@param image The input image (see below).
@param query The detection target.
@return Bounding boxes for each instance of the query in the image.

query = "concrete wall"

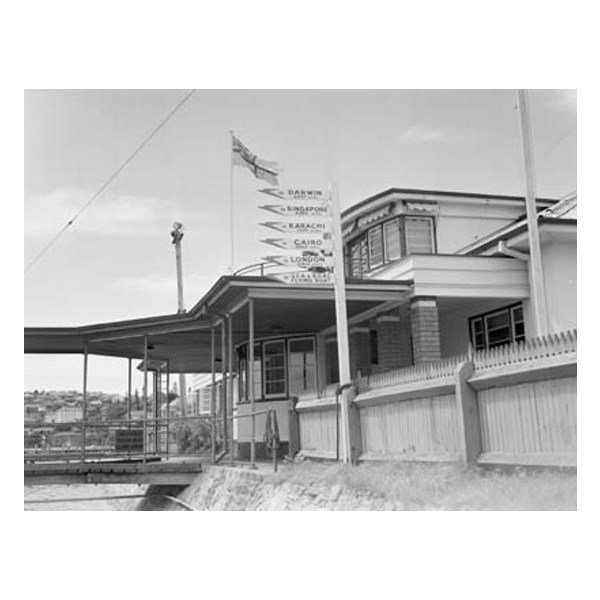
[518,240,576,338]
[542,241,577,333]
[435,200,526,254]
[438,298,518,358]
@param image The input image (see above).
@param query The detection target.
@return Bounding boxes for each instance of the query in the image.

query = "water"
[24,484,148,511]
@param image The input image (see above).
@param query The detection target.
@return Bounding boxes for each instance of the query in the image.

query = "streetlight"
[170,222,187,417]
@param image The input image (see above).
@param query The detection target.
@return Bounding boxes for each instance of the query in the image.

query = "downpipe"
[335,382,354,463]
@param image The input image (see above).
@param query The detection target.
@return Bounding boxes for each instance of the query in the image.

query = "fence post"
[347,387,363,464]
[455,361,482,464]
[287,397,300,459]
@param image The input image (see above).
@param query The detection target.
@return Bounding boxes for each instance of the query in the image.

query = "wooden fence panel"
[360,394,461,460]
[478,376,576,462]
[299,408,338,455]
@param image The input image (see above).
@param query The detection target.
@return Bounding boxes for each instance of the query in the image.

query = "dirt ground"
[173,460,576,511]
[24,461,576,511]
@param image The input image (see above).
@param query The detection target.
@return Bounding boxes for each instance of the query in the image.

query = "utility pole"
[171,222,187,417]
[515,90,549,337]
[330,183,352,463]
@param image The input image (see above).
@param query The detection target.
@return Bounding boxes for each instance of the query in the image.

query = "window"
[237,343,263,400]
[288,338,317,396]
[368,226,384,267]
[237,336,317,400]
[263,341,286,397]
[469,303,526,351]
[326,341,339,384]
[384,219,401,260]
[349,236,368,278]
[511,305,525,343]
[370,330,379,365]
[345,215,436,277]
[405,217,434,254]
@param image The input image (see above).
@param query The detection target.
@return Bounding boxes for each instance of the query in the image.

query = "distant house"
[46,405,83,424]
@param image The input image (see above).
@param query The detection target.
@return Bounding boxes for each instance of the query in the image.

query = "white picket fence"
[357,353,468,392]
[472,329,577,371]
[355,329,577,393]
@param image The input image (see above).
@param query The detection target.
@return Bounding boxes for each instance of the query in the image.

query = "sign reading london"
[264,252,334,270]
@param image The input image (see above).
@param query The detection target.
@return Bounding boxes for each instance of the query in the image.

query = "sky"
[24,89,577,393]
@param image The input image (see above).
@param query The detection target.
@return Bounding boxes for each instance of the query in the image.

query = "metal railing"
[233,261,280,277]
[24,407,282,471]
[24,414,214,464]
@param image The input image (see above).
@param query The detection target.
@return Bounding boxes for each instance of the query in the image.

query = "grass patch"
[267,461,576,510]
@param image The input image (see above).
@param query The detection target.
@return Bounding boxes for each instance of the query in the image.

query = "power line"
[25,89,197,274]
[534,124,576,165]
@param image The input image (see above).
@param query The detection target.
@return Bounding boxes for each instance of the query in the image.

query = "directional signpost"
[259,202,332,218]
[264,253,334,270]
[255,185,352,462]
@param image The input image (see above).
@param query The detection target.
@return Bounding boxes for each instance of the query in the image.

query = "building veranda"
[25,187,577,468]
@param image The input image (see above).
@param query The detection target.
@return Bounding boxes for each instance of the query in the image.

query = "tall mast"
[515,90,549,336]
[171,222,187,417]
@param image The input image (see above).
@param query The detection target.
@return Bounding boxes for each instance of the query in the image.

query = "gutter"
[497,240,529,262]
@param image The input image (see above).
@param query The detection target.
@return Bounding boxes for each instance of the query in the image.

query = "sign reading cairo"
[260,221,332,234]
[261,235,333,251]
[269,270,334,285]
[258,203,332,218]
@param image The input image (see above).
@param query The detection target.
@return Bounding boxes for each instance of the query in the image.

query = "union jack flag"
[231,135,280,185]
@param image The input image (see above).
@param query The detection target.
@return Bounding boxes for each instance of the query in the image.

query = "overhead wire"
[25,89,197,275]
[534,124,577,165]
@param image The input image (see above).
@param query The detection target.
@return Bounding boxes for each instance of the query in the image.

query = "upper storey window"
[346,215,435,277]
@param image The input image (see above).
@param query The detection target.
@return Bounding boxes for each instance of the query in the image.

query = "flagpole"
[515,90,549,336]
[229,129,235,274]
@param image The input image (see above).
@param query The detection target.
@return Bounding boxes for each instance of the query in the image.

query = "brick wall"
[370,309,412,373]
[410,297,442,363]
[349,328,371,377]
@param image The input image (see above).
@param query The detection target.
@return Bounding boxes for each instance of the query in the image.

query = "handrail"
[233,260,279,277]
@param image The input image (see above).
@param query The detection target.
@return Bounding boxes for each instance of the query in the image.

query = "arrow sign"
[261,235,333,251]
[268,271,334,285]
[264,253,335,269]
[260,221,332,234]
[258,203,332,218]
[259,188,330,202]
